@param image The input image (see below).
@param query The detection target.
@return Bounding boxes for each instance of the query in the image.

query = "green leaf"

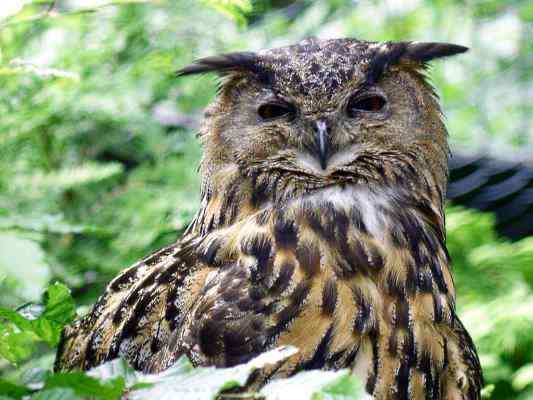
[203,0,252,27]
[40,282,77,327]
[0,282,76,346]
[44,373,125,400]
[0,378,32,399]
[0,282,76,364]
[0,364,124,399]
[30,388,80,400]
[261,369,365,400]
[315,372,366,400]
[0,323,37,364]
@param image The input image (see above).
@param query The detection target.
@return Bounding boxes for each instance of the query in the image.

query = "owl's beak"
[313,119,330,170]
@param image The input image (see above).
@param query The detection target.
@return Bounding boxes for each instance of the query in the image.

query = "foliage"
[0,282,76,363]
[447,208,533,399]
[0,0,532,399]
[0,345,364,399]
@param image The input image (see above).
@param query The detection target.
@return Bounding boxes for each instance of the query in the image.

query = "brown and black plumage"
[56,38,483,399]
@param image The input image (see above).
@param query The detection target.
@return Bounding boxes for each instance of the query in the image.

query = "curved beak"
[313,119,330,170]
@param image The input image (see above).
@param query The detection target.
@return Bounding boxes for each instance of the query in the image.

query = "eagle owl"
[56,38,483,399]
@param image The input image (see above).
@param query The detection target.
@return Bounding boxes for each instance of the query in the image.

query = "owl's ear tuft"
[365,41,468,85]
[404,42,469,63]
[177,51,265,78]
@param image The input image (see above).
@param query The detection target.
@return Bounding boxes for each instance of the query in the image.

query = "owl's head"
[179,38,467,203]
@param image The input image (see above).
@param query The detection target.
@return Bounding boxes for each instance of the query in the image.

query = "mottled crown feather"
[176,38,468,87]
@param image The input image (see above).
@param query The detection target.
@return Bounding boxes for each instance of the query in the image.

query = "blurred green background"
[1,1,532,399]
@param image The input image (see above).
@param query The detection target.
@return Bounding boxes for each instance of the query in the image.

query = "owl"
[56,38,482,400]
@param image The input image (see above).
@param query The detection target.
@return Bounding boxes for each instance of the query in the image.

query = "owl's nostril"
[313,119,330,170]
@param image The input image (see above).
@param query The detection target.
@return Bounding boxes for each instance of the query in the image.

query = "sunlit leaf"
[0,214,100,235]
[0,1,33,21]
[260,369,365,400]
[2,60,79,80]
[513,364,533,391]
[203,0,252,27]
[12,163,123,192]
[481,384,495,399]
[101,346,297,400]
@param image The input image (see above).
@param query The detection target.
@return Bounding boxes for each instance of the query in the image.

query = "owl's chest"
[190,184,453,389]
[223,185,400,287]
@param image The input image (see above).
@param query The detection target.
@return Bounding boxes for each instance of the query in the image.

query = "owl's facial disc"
[179,38,466,193]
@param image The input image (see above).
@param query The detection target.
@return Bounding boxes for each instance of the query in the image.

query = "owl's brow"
[364,42,410,86]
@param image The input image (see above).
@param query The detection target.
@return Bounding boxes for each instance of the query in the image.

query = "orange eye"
[347,94,386,117]
[258,103,295,120]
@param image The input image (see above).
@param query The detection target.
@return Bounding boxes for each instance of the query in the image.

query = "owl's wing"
[144,258,281,374]
[55,225,283,374]
[441,314,483,400]
[55,206,335,378]
[54,238,201,372]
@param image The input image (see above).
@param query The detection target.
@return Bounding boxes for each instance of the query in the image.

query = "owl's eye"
[346,94,387,117]
[258,102,295,120]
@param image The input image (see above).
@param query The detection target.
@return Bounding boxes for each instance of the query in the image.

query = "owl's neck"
[184,160,446,242]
